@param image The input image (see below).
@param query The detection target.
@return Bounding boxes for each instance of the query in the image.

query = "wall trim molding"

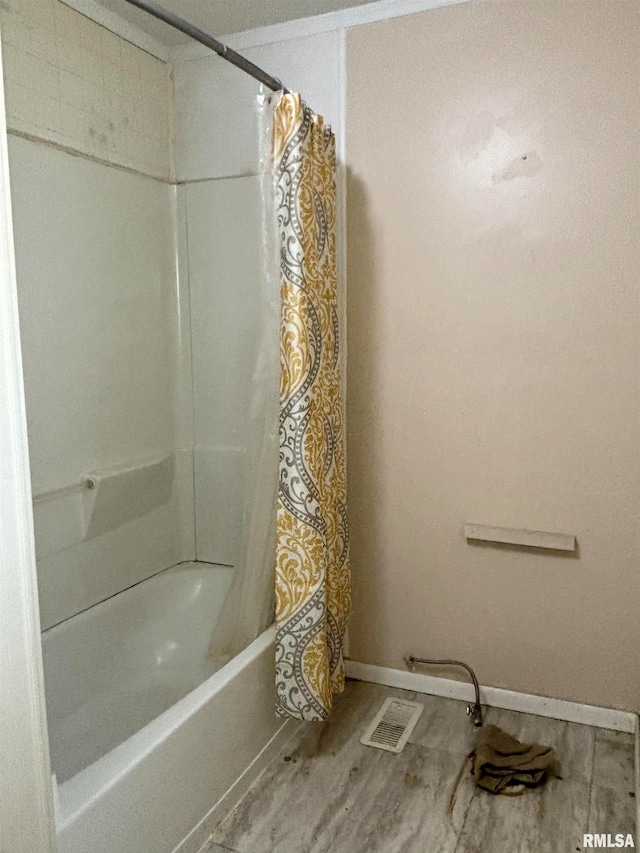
[169,0,473,63]
[61,0,169,61]
[346,661,640,734]
[0,40,57,852]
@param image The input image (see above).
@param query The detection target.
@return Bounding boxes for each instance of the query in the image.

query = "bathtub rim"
[56,623,276,830]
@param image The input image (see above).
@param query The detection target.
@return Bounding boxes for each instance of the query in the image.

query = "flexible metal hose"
[404,655,483,727]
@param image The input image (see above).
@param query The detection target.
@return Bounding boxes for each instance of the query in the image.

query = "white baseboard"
[174,718,302,853]
[345,660,639,734]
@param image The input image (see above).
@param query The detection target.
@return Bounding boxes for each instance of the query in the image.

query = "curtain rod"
[122,0,288,93]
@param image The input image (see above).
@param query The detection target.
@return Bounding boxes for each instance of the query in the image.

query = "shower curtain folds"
[271,93,351,722]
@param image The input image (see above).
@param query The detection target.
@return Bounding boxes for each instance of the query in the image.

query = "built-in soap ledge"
[463,523,576,552]
[30,452,185,556]
[82,454,175,540]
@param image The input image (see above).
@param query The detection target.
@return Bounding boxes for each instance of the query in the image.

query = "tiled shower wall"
[0,0,170,179]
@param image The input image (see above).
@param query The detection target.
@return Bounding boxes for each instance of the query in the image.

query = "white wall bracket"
[463,523,576,552]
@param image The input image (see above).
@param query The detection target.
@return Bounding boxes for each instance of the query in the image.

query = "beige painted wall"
[346,0,640,711]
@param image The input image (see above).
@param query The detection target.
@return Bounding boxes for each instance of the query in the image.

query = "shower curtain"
[271,93,351,721]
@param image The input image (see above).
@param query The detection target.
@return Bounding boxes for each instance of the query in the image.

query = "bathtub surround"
[171,30,348,689]
[1,0,197,632]
[273,93,351,721]
[201,100,281,662]
[186,176,265,567]
[2,0,278,629]
[173,30,344,580]
[8,135,194,629]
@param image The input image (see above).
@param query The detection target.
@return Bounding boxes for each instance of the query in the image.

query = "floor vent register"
[360,697,424,754]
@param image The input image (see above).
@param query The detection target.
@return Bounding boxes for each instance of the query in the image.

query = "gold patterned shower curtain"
[271,93,350,721]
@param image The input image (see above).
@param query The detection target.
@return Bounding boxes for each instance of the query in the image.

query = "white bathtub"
[41,562,283,853]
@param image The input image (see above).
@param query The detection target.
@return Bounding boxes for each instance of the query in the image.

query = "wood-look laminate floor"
[202,681,636,853]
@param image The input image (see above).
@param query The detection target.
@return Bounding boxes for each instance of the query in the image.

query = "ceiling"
[94,0,380,46]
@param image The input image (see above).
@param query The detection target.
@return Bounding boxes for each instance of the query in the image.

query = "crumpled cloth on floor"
[471,724,557,794]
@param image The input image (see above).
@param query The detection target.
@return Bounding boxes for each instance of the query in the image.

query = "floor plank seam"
[451,770,478,853]
[584,729,598,833]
